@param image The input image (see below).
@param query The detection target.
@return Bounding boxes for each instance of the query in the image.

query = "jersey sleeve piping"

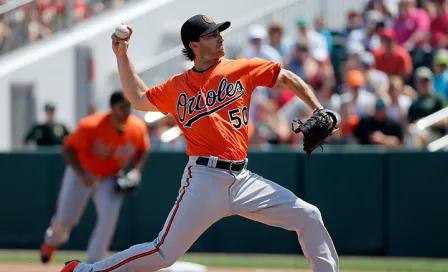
[268,63,282,88]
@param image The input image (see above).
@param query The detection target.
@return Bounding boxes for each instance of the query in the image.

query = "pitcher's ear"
[189,42,199,51]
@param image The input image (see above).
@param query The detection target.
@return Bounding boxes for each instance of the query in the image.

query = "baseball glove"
[114,173,141,195]
[291,109,339,159]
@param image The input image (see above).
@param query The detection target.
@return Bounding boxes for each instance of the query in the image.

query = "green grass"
[1,250,448,271]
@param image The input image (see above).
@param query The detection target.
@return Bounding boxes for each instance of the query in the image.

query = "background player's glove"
[291,109,339,159]
[114,169,142,195]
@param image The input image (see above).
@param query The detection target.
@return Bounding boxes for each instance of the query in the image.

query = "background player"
[60,14,338,272]
[23,102,70,148]
[41,90,150,264]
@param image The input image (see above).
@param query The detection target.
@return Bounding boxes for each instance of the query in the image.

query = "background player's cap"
[110,90,130,106]
[44,102,56,111]
[181,14,231,50]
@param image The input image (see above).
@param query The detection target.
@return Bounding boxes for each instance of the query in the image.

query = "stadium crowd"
[16,0,448,151]
[0,0,130,54]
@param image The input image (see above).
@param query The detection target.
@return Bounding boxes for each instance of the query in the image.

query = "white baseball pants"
[74,156,338,272]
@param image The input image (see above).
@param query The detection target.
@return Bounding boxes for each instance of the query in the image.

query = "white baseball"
[115,24,130,39]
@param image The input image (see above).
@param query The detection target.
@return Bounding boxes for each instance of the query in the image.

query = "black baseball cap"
[181,14,231,50]
[110,90,130,106]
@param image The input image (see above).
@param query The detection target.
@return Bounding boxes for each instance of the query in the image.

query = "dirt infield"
[0,263,399,272]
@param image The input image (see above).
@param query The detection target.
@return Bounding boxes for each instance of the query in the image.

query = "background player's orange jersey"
[64,112,150,178]
[146,57,281,160]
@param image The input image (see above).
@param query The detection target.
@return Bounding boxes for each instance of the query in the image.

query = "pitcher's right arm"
[112,26,159,112]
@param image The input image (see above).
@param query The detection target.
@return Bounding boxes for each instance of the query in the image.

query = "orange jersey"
[64,112,150,178]
[146,57,281,160]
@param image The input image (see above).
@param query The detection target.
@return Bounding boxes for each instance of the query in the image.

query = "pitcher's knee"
[150,241,181,269]
[158,249,181,268]
[302,204,323,226]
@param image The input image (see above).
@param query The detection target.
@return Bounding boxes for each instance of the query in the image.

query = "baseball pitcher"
[61,15,339,272]
[41,91,150,264]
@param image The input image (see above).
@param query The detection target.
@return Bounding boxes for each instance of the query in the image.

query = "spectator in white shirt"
[242,24,282,63]
[296,17,329,64]
[340,69,377,117]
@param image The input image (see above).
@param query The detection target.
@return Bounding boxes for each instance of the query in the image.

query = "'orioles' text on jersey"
[64,113,150,178]
[146,57,281,160]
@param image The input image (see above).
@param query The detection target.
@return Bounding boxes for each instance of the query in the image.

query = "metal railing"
[427,135,448,152]
[410,107,448,152]
[415,107,448,131]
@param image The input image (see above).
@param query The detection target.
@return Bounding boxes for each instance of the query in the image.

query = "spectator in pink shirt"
[429,0,448,49]
[393,0,430,51]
